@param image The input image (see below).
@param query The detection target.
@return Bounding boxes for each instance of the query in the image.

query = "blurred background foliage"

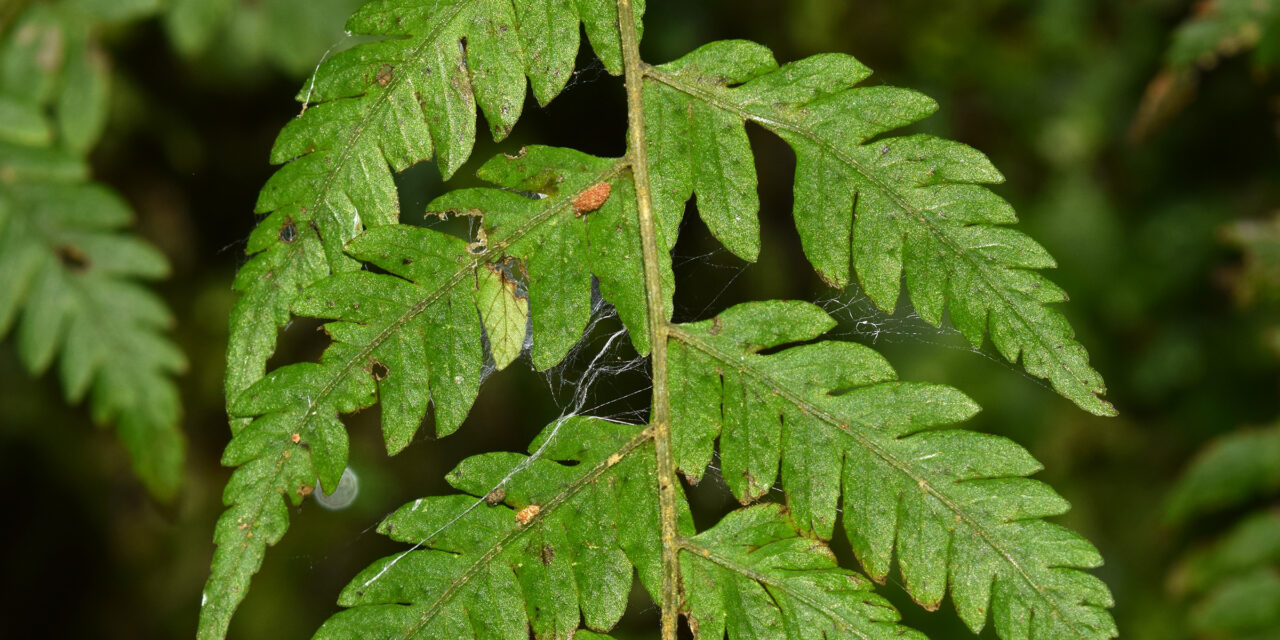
[0,0,1278,638]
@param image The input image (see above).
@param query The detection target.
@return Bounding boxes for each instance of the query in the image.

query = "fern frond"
[1165,0,1279,70]
[315,417,668,638]
[227,0,646,417]
[681,504,926,640]
[668,300,1115,639]
[0,2,184,499]
[317,418,923,640]
[1175,509,1280,597]
[1167,425,1280,638]
[1166,423,1280,523]
[428,146,674,358]
[205,146,663,638]
[164,0,364,75]
[645,40,1114,416]
[1189,567,1280,640]
[1172,509,1280,639]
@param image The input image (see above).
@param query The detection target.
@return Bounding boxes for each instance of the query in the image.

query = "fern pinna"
[0,1,185,500]
[203,0,1117,638]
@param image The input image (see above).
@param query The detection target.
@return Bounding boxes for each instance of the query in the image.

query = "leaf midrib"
[645,66,1105,410]
[681,538,885,640]
[670,325,1091,638]
[400,426,654,638]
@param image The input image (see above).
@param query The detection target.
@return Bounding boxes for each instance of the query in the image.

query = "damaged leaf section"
[427,145,673,362]
[476,262,529,371]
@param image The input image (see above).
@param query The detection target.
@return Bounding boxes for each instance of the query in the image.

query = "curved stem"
[615,2,681,639]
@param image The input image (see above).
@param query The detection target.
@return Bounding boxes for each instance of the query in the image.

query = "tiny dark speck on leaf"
[879,145,890,155]
[370,361,389,381]
[540,544,555,565]
[485,487,506,505]
[279,217,297,243]
[402,257,413,265]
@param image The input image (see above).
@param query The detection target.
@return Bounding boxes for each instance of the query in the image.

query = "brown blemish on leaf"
[708,316,723,336]
[290,433,301,444]
[376,64,395,88]
[540,544,555,565]
[370,361,389,381]
[485,487,506,505]
[54,244,89,271]
[514,504,541,525]
[572,182,611,215]
[297,484,314,497]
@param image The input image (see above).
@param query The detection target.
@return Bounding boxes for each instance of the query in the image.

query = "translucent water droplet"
[315,467,359,510]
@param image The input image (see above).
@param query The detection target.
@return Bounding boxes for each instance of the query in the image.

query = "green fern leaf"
[317,418,923,640]
[315,417,669,638]
[1166,0,1279,70]
[0,3,184,499]
[1189,568,1280,639]
[206,145,664,639]
[1175,509,1280,596]
[645,40,1114,416]
[1166,423,1280,522]
[427,145,675,358]
[227,0,646,422]
[1167,426,1280,639]
[0,173,185,498]
[668,300,1115,639]
[164,0,363,75]
[682,503,926,640]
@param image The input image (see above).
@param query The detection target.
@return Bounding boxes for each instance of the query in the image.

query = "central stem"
[615,2,681,639]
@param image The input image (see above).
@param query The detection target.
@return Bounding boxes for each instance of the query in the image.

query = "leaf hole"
[278,217,297,243]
